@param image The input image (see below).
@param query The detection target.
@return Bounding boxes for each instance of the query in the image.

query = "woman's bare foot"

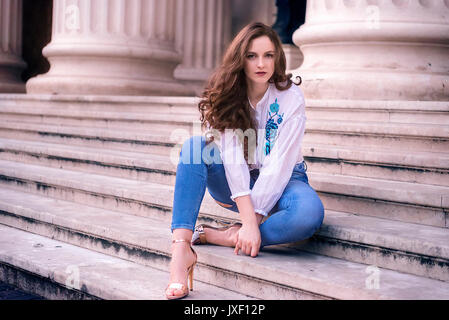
[166,240,197,298]
[203,224,241,247]
[166,228,197,299]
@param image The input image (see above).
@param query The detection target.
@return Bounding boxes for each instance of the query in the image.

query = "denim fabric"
[171,135,325,248]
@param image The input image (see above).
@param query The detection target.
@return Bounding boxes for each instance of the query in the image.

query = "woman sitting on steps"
[165,22,325,300]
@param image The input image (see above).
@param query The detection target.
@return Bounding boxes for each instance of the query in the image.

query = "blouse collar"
[248,82,272,110]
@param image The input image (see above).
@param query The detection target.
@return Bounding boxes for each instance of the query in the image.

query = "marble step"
[0,158,238,223]
[0,137,179,186]
[0,189,448,299]
[2,104,446,134]
[0,106,200,132]
[0,163,448,280]
[304,143,449,187]
[0,120,177,156]
[0,137,447,189]
[0,113,448,155]
[1,94,447,125]
[296,210,449,281]
[0,94,200,114]
[1,103,446,134]
[0,224,253,300]
[305,120,449,153]
[0,151,447,228]
[1,116,448,160]
[305,99,449,125]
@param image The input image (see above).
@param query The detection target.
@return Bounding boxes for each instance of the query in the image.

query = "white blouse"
[210,81,307,216]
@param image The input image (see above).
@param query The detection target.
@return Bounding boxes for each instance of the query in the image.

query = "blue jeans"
[171,136,325,248]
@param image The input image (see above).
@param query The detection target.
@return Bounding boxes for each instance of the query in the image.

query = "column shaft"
[292,0,449,101]
[26,0,193,96]
[173,0,231,95]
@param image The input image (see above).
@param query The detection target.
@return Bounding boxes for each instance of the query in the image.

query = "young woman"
[165,22,325,299]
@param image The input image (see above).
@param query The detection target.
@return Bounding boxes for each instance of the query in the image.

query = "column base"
[26,75,195,96]
[174,67,210,97]
[25,41,196,96]
[290,69,449,101]
[283,44,303,73]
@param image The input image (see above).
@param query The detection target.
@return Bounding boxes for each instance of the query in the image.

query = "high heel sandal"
[191,222,242,245]
[165,239,197,300]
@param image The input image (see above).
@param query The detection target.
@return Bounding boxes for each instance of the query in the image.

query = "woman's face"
[244,35,276,86]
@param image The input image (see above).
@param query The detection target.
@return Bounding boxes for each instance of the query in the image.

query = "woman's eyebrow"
[247,50,275,54]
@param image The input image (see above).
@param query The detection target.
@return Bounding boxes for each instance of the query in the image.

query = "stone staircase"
[0,93,448,300]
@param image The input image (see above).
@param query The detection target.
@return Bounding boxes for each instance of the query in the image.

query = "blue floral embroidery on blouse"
[265,98,284,155]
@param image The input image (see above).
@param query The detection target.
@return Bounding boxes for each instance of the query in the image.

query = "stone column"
[231,0,276,36]
[291,0,449,101]
[0,0,26,93]
[173,0,232,96]
[26,0,194,96]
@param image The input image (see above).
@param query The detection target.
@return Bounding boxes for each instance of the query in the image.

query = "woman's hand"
[234,223,261,257]
[233,195,263,257]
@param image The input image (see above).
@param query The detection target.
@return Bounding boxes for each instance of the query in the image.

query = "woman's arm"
[235,195,258,225]
[234,195,263,257]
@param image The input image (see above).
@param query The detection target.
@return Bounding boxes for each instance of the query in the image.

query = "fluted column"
[0,0,26,93]
[291,0,449,101]
[173,0,231,95]
[26,0,194,96]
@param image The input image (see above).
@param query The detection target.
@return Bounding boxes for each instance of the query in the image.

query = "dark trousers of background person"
[272,0,307,44]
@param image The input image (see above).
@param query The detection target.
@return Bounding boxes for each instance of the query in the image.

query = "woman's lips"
[256,72,267,76]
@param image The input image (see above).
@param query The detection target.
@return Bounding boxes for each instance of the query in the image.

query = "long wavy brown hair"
[198,22,301,163]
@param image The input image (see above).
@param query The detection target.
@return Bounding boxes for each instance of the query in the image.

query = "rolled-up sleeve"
[250,113,307,216]
[217,129,251,201]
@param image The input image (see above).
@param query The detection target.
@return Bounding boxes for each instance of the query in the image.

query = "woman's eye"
[246,53,274,59]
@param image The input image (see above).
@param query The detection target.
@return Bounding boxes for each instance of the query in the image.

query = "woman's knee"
[179,135,205,165]
[289,198,325,238]
[179,135,221,166]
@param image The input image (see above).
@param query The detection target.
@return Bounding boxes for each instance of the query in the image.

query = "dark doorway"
[21,0,53,82]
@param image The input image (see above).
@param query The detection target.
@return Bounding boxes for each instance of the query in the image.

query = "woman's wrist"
[234,195,258,226]
[241,216,259,229]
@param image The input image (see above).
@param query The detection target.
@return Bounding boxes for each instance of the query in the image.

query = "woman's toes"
[166,287,183,297]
